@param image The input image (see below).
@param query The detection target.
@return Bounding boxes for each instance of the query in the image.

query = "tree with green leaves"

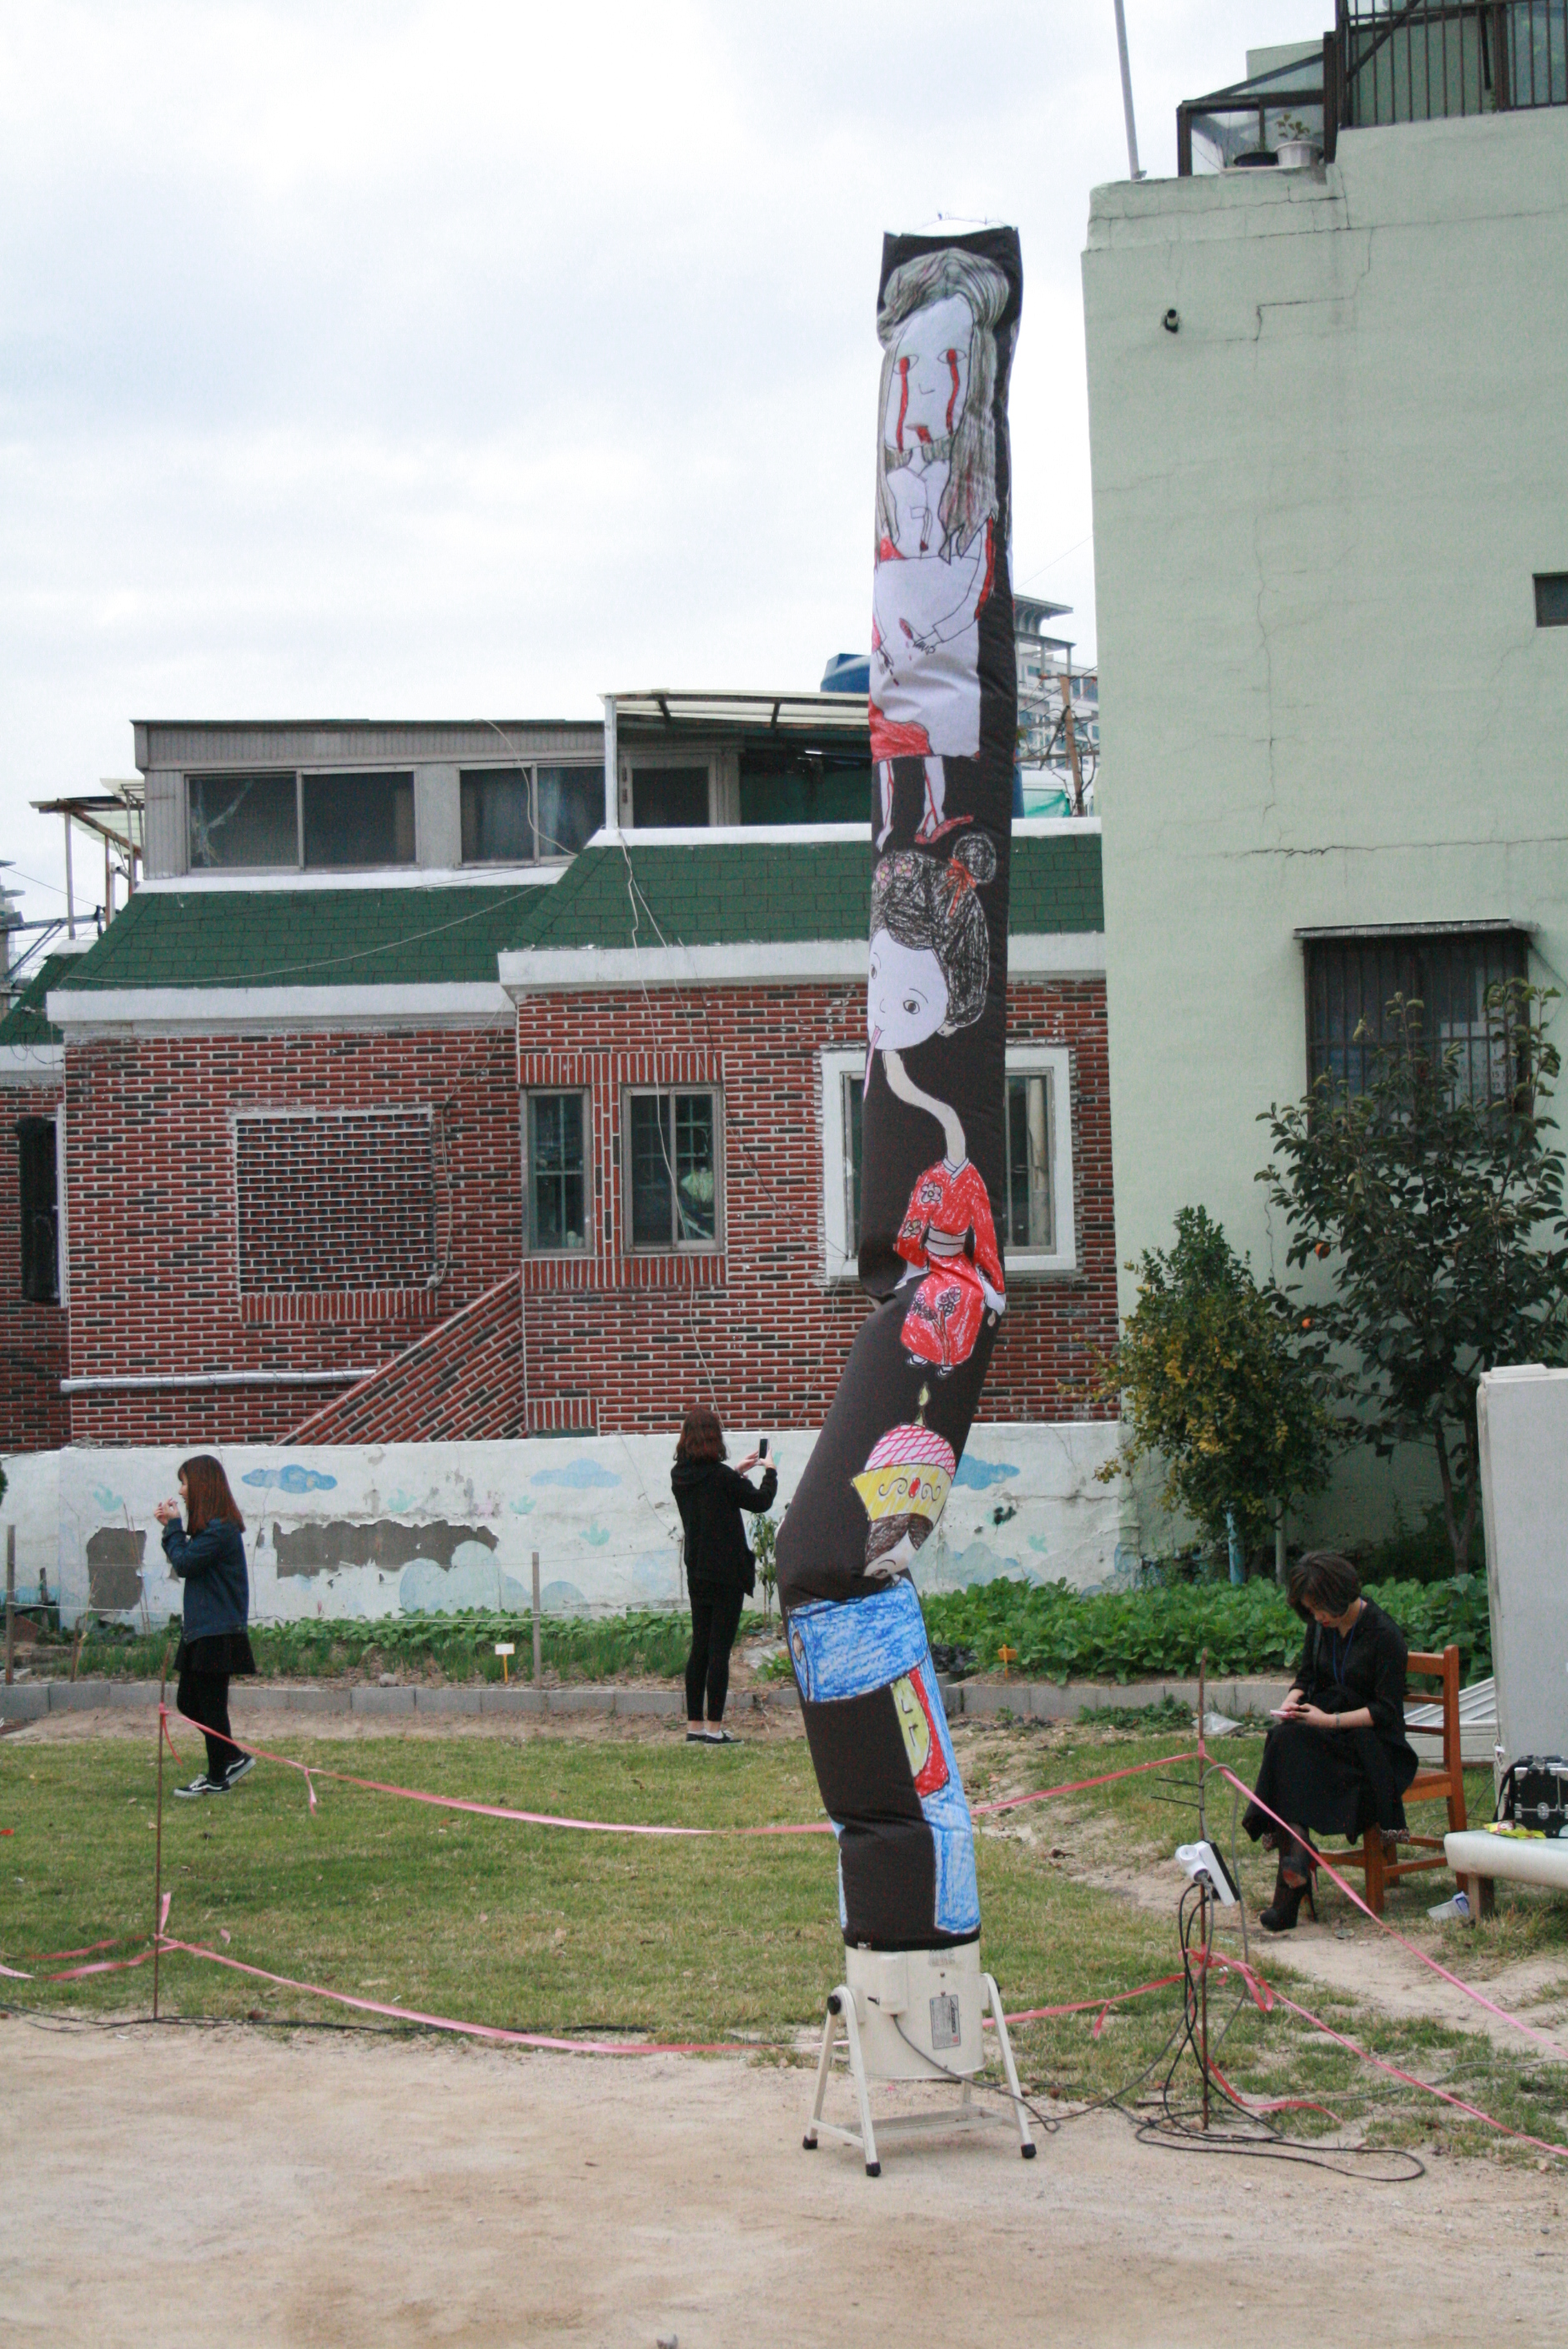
[1094,1205,1336,1567]
[1259,982,1568,1574]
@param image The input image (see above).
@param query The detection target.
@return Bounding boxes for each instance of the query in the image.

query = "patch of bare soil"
[5,1699,808,1751]
[4,2016,1564,2349]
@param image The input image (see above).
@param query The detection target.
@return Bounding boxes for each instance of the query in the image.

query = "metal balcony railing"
[1176,4,1567,175]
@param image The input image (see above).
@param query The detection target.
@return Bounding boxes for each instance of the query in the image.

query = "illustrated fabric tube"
[776,226,1022,1949]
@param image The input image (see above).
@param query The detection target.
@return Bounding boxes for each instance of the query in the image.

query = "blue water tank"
[820,653,870,695]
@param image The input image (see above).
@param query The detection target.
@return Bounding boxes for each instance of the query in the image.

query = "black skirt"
[173,1629,258,1677]
[1244,1718,1417,1846]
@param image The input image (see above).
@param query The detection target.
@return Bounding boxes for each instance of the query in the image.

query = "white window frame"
[621,1084,725,1253]
[521,1087,594,1255]
[460,762,601,867]
[818,1041,1076,1284]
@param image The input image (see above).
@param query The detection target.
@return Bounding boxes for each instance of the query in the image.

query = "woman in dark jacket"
[671,1406,778,1744]
[156,1454,258,1798]
[1243,1552,1418,1932]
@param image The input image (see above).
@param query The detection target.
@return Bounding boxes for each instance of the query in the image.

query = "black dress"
[1244,1599,1418,1849]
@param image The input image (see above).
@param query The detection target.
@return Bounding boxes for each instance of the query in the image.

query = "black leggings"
[178,1662,240,1782]
[686,1586,745,1723]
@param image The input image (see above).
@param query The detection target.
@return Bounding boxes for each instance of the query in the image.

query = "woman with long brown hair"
[671,1407,776,1744]
[155,1454,257,1798]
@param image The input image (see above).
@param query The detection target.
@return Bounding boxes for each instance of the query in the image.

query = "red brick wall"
[0,1079,70,1452]
[62,1025,520,1446]
[55,978,1116,1446]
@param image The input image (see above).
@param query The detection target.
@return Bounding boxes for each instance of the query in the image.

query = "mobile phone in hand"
[758,1436,770,1460]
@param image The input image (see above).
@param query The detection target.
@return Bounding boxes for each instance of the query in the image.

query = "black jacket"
[671,1457,778,1596]
[1293,1597,1417,1773]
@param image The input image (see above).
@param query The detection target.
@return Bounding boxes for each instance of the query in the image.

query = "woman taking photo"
[671,1407,777,1744]
[1243,1551,1417,1931]
[155,1454,257,1798]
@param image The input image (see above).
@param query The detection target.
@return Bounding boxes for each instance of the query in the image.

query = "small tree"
[1259,983,1568,1574]
[752,1512,779,1625]
[1094,1205,1336,1565]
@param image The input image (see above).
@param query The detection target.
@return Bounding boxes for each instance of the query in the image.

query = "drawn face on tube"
[867,928,948,1064]
[883,293,974,459]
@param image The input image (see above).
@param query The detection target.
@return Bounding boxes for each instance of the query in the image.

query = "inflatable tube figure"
[776,228,1021,1950]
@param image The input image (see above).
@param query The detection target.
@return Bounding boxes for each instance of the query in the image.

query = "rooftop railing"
[1177,3,1567,175]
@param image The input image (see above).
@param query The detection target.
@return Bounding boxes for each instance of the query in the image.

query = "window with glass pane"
[302,772,416,868]
[1304,930,1528,1104]
[627,1090,719,1248]
[527,1092,587,1250]
[535,767,601,858]
[843,1074,864,1252]
[18,1118,59,1304]
[461,768,533,863]
[187,773,299,868]
[631,765,709,827]
[1003,1073,1054,1252]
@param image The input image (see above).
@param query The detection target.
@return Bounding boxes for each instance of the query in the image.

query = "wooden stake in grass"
[495,1642,515,1685]
[153,1632,176,2023]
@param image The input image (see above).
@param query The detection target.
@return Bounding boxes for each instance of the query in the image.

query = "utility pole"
[1113,0,1144,182]
[1057,672,1087,817]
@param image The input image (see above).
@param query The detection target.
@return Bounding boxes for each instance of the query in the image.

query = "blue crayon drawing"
[242,1465,339,1495]
[952,1455,1019,1491]
[531,1459,620,1491]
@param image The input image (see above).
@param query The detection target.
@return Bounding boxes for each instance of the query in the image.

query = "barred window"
[1302,928,1529,1103]
[235,1110,436,1292]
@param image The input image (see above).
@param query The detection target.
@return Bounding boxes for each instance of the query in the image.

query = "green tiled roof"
[0,949,82,1045]
[44,832,1103,997]
[524,831,1103,951]
[50,884,555,993]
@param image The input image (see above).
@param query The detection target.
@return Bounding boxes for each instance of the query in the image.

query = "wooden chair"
[1334,1646,1475,1917]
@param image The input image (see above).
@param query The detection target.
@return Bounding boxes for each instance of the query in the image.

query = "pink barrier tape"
[997,1974,1185,2027]
[28,1935,131,1964]
[1205,1950,1568,2162]
[1214,1761,1568,2064]
[1,1962,33,1979]
[45,1948,156,1983]
[974,1749,1202,1815]
[155,1929,750,2058]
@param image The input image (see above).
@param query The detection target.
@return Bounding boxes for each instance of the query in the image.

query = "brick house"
[8,705,1116,1466]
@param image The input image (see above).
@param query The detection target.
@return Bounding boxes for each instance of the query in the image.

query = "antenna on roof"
[1112,0,1146,180]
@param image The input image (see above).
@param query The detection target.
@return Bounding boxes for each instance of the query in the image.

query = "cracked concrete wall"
[1083,109,1568,1548]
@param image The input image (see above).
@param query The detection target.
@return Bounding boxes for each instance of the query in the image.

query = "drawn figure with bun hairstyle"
[872,246,1010,848]
[866,832,1005,1375]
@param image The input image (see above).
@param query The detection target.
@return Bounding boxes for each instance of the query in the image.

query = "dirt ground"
[6,1705,1565,2346]
[3,2014,1562,2349]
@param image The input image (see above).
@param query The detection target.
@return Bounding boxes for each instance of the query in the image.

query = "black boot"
[1259,1859,1317,1934]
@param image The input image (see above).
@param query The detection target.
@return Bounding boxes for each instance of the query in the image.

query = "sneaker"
[703,1728,737,1744]
[224,1754,256,1788]
[173,1774,226,1799]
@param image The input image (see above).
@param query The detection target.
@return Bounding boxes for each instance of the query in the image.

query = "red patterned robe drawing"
[896,1154,1005,1374]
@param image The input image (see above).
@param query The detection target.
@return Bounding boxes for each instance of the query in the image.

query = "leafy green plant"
[918,1575,1490,1686]
[1093,1205,1337,1558]
[1260,983,1568,1572]
[751,1513,779,1626]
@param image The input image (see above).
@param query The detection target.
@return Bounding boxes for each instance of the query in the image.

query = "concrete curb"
[0,1674,1293,1725]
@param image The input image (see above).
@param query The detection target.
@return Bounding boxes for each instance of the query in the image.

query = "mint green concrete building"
[1083,33,1568,1553]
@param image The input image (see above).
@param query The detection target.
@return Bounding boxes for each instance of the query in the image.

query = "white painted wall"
[1,1451,61,1602]
[51,1424,1123,1628]
[1083,109,1568,1546]
[1477,1366,1568,1764]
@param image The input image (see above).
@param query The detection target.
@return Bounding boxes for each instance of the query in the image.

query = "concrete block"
[48,1679,110,1712]
[480,1685,546,1715]
[546,1687,614,1716]
[1231,1679,1291,1718]
[286,1686,350,1714]
[415,1685,484,1715]
[108,1681,160,1708]
[1023,1682,1073,1721]
[349,1685,416,1715]
[961,1683,1029,1718]
[0,1683,48,1721]
[613,1688,681,1717]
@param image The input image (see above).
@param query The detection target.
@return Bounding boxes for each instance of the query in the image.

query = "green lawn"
[3,1723,1564,2162]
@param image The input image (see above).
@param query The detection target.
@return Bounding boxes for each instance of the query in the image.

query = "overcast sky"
[0,1,1324,926]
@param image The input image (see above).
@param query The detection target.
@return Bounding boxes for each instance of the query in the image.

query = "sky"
[0,0,1326,928]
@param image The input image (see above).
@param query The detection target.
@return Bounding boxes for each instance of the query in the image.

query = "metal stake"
[153,1636,174,2022]
[4,1525,14,1686]
[531,1552,542,1686]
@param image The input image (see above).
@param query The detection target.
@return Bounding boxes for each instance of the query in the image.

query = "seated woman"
[1243,1551,1417,1933]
